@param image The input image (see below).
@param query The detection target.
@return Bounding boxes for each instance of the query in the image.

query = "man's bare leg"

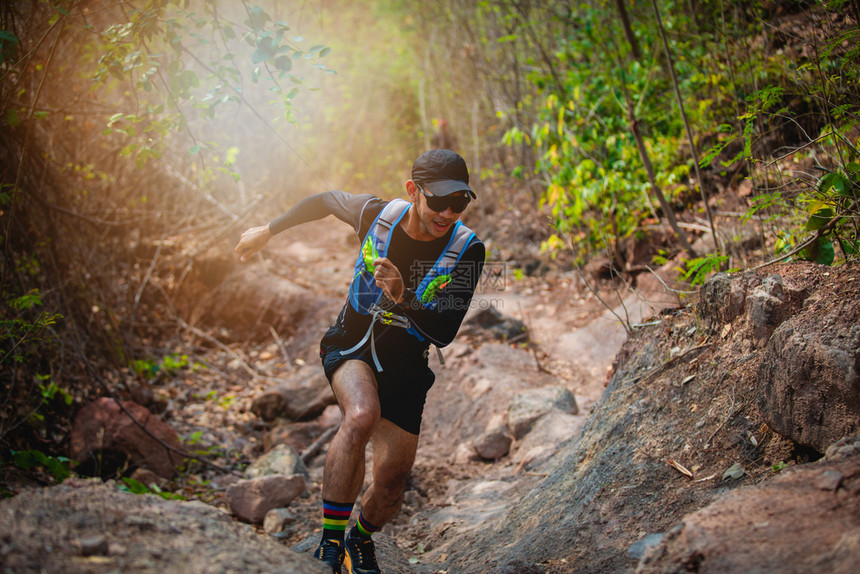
[360,417,419,528]
[323,360,381,504]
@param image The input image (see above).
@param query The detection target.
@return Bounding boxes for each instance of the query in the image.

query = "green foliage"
[1,290,62,365]
[38,376,73,406]
[497,1,697,262]
[771,161,860,265]
[489,0,860,280]
[132,353,195,378]
[9,449,72,483]
[684,255,731,287]
[118,476,185,500]
[193,390,236,410]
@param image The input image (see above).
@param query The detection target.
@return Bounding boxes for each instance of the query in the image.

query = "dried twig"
[268,325,293,370]
[300,425,339,464]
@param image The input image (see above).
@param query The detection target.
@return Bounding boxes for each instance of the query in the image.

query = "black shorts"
[319,324,436,435]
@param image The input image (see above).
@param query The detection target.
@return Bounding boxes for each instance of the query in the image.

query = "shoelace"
[319,541,342,565]
[352,537,379,569]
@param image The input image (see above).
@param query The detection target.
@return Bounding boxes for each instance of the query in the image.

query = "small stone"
[226,474,306,524]
[245,444,309,481]
[508,386,578,440]
[473,428,512,461]
[453,442,478,465]
[263,508,296,535]
[627,533,664,561]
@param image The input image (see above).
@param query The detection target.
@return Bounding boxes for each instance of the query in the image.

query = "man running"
[235,149,485,573]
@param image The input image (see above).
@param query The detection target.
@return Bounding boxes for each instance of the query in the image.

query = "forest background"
[1,0,858,488]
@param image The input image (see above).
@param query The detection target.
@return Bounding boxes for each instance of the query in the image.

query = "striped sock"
[352,512,381,539]
[322,499,353,542]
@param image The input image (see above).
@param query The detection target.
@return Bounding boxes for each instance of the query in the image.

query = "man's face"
[413,183,469,239]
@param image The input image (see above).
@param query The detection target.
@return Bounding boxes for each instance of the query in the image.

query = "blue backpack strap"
[414,222,477,308]
[349,199,411,314]
[372,199,410,259]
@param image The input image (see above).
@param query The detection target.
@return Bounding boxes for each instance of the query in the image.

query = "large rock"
[757,287,860,453]
[420,263,860,574]
[463,306,528,341]
[696,272,807,343]
[69,398,184,478]
[226,474,306,524]
[0,478,327,573]
[696,272,755,334]
[250,366,335,422]
[507,385,578,440]
[245,444,309,481]
[636,438,860,574]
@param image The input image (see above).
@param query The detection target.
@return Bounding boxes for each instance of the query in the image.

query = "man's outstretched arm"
[235,190,374,261]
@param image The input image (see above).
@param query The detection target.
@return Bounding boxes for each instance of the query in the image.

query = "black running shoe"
[313,538,345,573]
[344,531,381,574]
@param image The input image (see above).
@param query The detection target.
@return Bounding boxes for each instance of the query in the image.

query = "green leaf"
[247,5,272,30]
[0,30,19,43]
[818,172,846,196]
[225,146,239,165]
[805,207,834,231]
[274,55,292,72]
[6,108,20,127]
[802,236,835,265]
[189,145,201,154]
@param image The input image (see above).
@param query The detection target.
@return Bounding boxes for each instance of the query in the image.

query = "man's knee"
[342,403,381,437]
[332,360,380,437]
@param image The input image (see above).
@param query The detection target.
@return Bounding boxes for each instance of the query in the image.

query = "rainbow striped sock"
[322,499,353,542]
[352,512,381,539]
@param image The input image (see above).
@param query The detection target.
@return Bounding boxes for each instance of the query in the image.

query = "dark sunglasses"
[416,183,470,214]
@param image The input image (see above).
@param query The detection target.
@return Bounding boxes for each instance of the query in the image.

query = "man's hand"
[235,225,272,262]
[372,257,405,303]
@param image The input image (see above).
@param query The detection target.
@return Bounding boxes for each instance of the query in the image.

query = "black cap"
[411,149,476,199]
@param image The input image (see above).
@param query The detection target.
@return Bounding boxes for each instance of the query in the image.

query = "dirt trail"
[250,216,645,567]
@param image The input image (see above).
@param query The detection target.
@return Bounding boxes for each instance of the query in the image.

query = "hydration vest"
[340,198,477,370]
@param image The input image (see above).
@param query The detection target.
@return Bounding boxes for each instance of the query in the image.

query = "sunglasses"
[416,183,470,214]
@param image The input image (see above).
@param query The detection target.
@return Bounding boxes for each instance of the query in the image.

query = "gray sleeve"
[268,191,375,235]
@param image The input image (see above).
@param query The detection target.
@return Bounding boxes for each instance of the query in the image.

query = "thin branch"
[651,0,719,255]
[573,263,634,336]
[748,214,841,271]
[300,425,339,464]
[644,265,698,295]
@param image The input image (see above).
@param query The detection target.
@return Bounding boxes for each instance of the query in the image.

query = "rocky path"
[4,216,857,574]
